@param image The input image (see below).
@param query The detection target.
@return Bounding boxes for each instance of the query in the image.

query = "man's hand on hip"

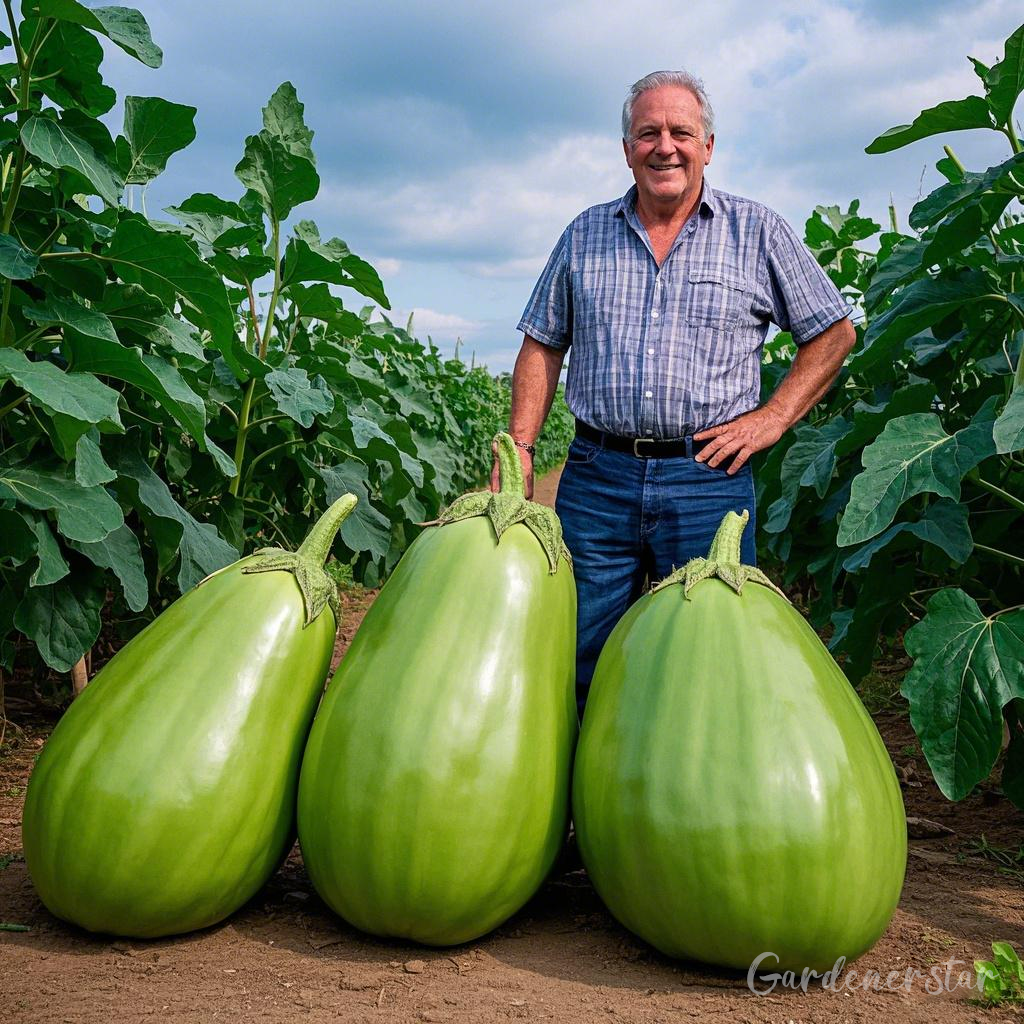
[490,442,535,499]
[693,407,788,474]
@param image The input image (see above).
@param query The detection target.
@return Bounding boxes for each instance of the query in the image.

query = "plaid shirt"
[517,182,850,438]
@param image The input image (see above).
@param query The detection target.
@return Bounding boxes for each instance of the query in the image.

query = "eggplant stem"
[707,509,749,565]
[494,432,525,497]
[297,494,358,566]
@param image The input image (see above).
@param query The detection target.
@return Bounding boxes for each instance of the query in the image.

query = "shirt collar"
[615,181,717,221]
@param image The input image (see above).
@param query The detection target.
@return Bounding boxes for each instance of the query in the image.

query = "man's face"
[623,85,714,210]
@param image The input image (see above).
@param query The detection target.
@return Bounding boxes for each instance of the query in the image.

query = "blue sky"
[99,1,1021,371]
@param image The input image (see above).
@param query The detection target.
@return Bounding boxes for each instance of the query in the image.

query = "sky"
[96,0,1022,372]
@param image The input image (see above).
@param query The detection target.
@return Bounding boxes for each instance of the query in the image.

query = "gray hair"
[621,71,714,141]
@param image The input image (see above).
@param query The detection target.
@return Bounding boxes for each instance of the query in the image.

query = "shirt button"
[647,348,655,355]
[650,310,659,319]
[646,430,653,436]
[645,390,652,398]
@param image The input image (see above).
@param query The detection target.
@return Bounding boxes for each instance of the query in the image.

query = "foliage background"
[753,23,1024,807]
[0,2,572,683]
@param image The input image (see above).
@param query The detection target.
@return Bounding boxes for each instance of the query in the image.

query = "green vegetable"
[21,495,357,939]
[573,511,906,972]
[297,433,576,945]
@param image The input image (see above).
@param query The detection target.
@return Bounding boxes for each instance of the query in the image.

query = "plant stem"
[241,436,306,490]
[0,391,26,419]
[974,543,1024,568]
[259,218,282,359]
[972,473,1024,513]
[228,378,257,498]
[245,413,289,432]
[1003,125,1022,155]
[494,431,525,496]
[296,493,357,565]
[707,509,748,564]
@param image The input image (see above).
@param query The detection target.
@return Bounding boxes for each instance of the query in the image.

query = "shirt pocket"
[686,267,750,331]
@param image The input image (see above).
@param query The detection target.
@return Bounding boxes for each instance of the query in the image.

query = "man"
[493,70,855,717]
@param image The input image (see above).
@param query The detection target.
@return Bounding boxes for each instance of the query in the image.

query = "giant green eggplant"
[297,433,577,946]
[573,511,906,973]
[21,495,357,938]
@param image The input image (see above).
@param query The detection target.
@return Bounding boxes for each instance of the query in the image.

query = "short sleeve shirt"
[517,182,850,437]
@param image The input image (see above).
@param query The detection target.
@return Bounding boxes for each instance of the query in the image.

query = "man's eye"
[672,130,693,138]
[639,130,657,140]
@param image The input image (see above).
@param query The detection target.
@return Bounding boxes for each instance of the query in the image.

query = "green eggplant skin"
[297,517,577,947]
[573,578,907,974]
[21,556,337,939]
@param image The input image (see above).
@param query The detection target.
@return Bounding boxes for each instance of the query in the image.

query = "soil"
[2,466,1022,1024]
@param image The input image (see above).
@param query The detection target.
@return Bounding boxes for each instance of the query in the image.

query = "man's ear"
[704,133,715,165]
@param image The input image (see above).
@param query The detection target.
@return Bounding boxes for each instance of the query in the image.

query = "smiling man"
[496,70,855,717]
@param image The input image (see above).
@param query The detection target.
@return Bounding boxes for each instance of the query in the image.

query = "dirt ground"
[2,467,1022,1023]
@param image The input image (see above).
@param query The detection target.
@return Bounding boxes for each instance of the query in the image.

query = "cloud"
[93,0,1024,374]
[316,132,626,271]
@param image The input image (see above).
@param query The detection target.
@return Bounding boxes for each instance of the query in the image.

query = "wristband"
[512,439,536,457]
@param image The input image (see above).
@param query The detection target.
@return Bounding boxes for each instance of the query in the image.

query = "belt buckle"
[632,437,656,458]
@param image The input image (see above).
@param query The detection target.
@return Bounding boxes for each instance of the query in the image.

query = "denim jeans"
[555,435,757,718]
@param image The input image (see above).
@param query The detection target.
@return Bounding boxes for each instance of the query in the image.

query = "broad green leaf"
[62,334,235,475]
[0,509,37,567]
[286,282,364,335]
[921,193,1014,267]
[284,224,389,308]
[101,284,206,360]
[837,400,998,545]
[260,82,315,162]
[164,193,256,248]
[22,292,118,343]
[0,233,39,279]
[902,588,1024,801]
[993,388,1024,454]
[20,509,70,586]
[865,96,993,154]
[828,563,914,685]
[837,384,937,455]
[116,96,197,185]
[41,248,106,299]
[863,270,998,356]
[264,366,334,427]
[983,23,1024,125]
[21,116,124,206]
[13,572,105,672]
[74,429,116,486]
[863,234,927,314]
[25,0,162,67]
[234,130,319,222]
[317,459,391,560]
[764,420,852,534]
[0,464,123,542]
[27,20,114,117]
[909,153,1024,230]
[110,445,237,592]
[106,217,235,343]
[0,348,123,430]
[841,499,972,572]
[68,524,148,612]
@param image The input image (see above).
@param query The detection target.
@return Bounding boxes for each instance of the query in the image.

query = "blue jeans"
[555,435,757,718]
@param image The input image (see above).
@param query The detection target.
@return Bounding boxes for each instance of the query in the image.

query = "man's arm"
[693,316,856,474]
[490,335,567,498]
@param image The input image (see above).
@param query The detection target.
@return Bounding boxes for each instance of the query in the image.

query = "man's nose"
[655,130,675,155]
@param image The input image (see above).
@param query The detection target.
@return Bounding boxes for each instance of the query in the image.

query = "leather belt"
[574,420,711,459]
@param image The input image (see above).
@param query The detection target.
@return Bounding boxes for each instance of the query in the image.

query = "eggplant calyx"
[241,493,358,626]
[435,432,571,574]
[652,509,787,600]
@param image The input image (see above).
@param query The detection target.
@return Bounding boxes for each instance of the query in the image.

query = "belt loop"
[685,435,694,459]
